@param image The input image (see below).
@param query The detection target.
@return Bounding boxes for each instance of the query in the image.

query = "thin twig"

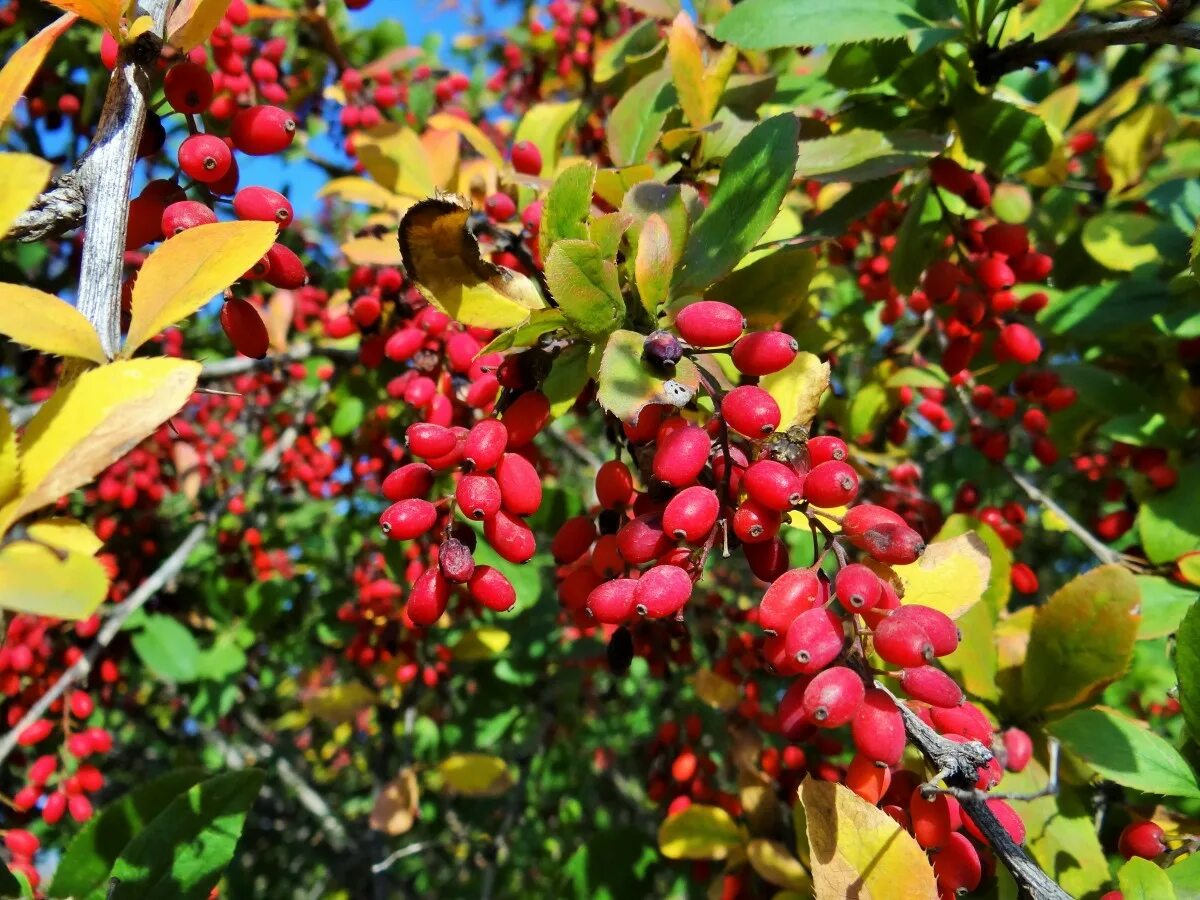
[933,738,1062,803]
[371,841,433,874]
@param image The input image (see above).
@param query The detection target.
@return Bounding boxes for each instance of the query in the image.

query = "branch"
[1001,463,1120,565]
[974,8,1200,85]
[0,408,307,769]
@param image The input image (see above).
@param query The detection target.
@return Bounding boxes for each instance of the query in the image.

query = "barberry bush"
[0,0,1198,896]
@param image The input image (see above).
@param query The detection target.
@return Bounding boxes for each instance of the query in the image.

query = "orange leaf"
[166,0,233,51]
[0,13,76,131]
[370,769,419,835]
[44,0,121,35]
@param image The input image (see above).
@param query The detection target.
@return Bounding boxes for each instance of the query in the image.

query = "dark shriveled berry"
[643,330,683,371]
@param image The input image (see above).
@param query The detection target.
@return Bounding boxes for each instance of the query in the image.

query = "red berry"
[42,792,67,825]
[484,192,516,221]
[230,105,297,155]
[803,460,859,508]
[758,567,821,635]
[662,485,720,543]
[1118,821,1167,860]
[263,243,308,289]
[997,323,1042,365]
[890,604,960,657]
[495,452,541,516]
[511,140,543,175]
[457,474,502,520]
[406,423,457,458]
[1003,727,1033,772]
[743,460,804,511]
[233,186,294,228]
[731,331,798,376]
[502,391,551,447]
[744,537,789,582]
[785,608,845,674]
[483,510,536,563]
[634,565,693,619]
[551,515,597,564]
[380,499,438,540]
[933,832,982,895]
[929,702,993,743]
[807,435,848,466]
[382,463,434,501]
[178,133,231,183]
[852,688,905,766]
[910,788,954,850]
[469,566,516,612]
[161,200,217,235]
[834,564,881,611]
[898,665,964,708]
[731,499,782,544]
[164,61,214,114]
[802,665,864,728]
[652,425,711,487]
[674,301,745,347]
[615,514,671,564]
[407,569,449,626]
[586,578,637,624]
[595,460,635,509]
[845,753,890,804]
[67,794,93,822]
[219,297,269,359]
[722,385,781,438]
[1011,562,1039,594]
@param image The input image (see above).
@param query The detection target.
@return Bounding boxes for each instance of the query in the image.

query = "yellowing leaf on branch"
[399,195,544,329]
[514,101,582,177]
[166,0,232,50]
[761,352,830,432]
[317,177,413,213]
[43,0,120,34]
[452,627,511,661]
[657,804,745,860]
[0,284,107,363]
[0,13,77,131]
[0,540,109,620]
[436,753,514,797]
[667,12,737,129]
[370,769,419,835]
[421,128,461,191]
[353,124,437,198]
[122,220,279,356]
[4,358,200,533]
[427,112,503,166]
[800,777,938,899]
[692,667,740,711]
[26,517,103,556]
[0,407,16,508]
[746,839,811,891]
[341,236,404,267]
[303,681,377,724]
[0,152,52,235]
[894,532,991,619]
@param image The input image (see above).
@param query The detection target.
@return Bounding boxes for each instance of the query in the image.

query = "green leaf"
[1120,855,1178,899]
[52,769,208,899]
[330,395,365,437]
[608,70,675,168]
[109,770,265,900]
[1137,575,1198,640]
[1021,565,1141,714]
[939,600,999,702]
[1015,0,1084,41]
[1167,851,1200,896]
[673,114,800,296]
[1138,464,1200,564]
[1039,280,1173,338]
[1175,602,1200,744]
[543,344,592,418]
[597,329,700,423]
[0,865,22,898]
[794,130,946,183]
[539,161,597,260]
[196,637,247,681]
[544,240,625,340]
[1047,707,1200,799]
[593,19,663,84]
[514,101,581,176]
[713,0,928,50]
[890,178,943,293]
[956,96,1054,174]
[846,379,889,443]
[1082,211,1164,272]
[131,615,201,684]
[634,213,679,316]
[705,247,817,333]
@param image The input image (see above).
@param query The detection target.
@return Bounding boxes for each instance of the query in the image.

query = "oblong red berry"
[807,435,848,465]
[382,462,434,501]
[803,460,860,508]
[899,665,964,708]
[161,200,217,236]
[757,567,821,635]
[731,331,798,376]
[385,327,425,362]
[891,604,960,657]
[407,568,449,626]
[503,391,550,447]
[652,424,710,487]
[634,564,693,619]
[263,242,308,289]
[551,515,596,564]
[997,322,1042,365]
[721,386,781,438]
[587,578,637,624]
[873,613,934,667]
[776,676,815,739]
[469,565,516,612]
[406,423,457,458]
[164,61,214,114]
[457,474,502,520]
[744,537,789,582]
[965,798,1026,847]
[595,460,634,509]
[674,301,745,347]
[732,499,781,544]
[785,608,845,674]
[233,185,294,228]
[231,105,297,156]
[1003,727,1033,773]
[219,297,268,359]
[743,460,804,511]
[662,485,719,543]
[483,510,536,564]
[834,563,882,611]
[910,788,954,850]
[933,832,982,894]
[616,514,671,565]
[929,701,993,744]
[178,133,231,183]
[495,452,541,516]
[380,499,438,540]
[511,140,542,176]
[845,753,891,805]
[463,419,508,471]
[802,665,864,728]
[851,688,905,766]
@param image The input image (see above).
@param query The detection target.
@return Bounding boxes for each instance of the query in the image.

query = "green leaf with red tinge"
[635,214,678,316]
[544,239,625,340]
[597,329,699,424]
[539,161,597,259]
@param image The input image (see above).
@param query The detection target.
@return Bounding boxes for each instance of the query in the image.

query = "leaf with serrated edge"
[539,161,597,259]
[801,777,937,899]
[123,221,279,356]
[11,358,200,525]
[0,284,107,363]
[544,239,624,339]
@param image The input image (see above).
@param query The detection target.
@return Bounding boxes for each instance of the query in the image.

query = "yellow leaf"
[788,505,846,535]
[370,768,419,835]
[123,220,279,355]
[1103,104,1173,194]
[353,124,436,198]
[658,804,746,860]
[26,517,102,556]
[421,127,462,191]
[0,406,15,507]
[452,627,511,661]
[456,157,500,202]
[692,667,740,711]
[667,13,736,129]
[0,152,52,236]
[0,540,108,620]
[399,195,544,329]
[166,0,233,51]
[172,440,202,502]
[0,284,107,363]
[762,352,830,432]
[893,532,991,620]
[0,13,77,131]
[246,3,294,19]
[428,112,504,166]
[593,165,655,208]
[801,777,938,899]
[125,14,154,40]
[746,839,811,891]
[264,290,293,353]
[436,753,514,797]
[1070,76,1145,137]
[10,358,200,527]
[1036,83,1080,133]
[341,236,404,267]
[44,0,120,33]
[317,176,413,213]
[514,100,582,176]
[303,681,377,724]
